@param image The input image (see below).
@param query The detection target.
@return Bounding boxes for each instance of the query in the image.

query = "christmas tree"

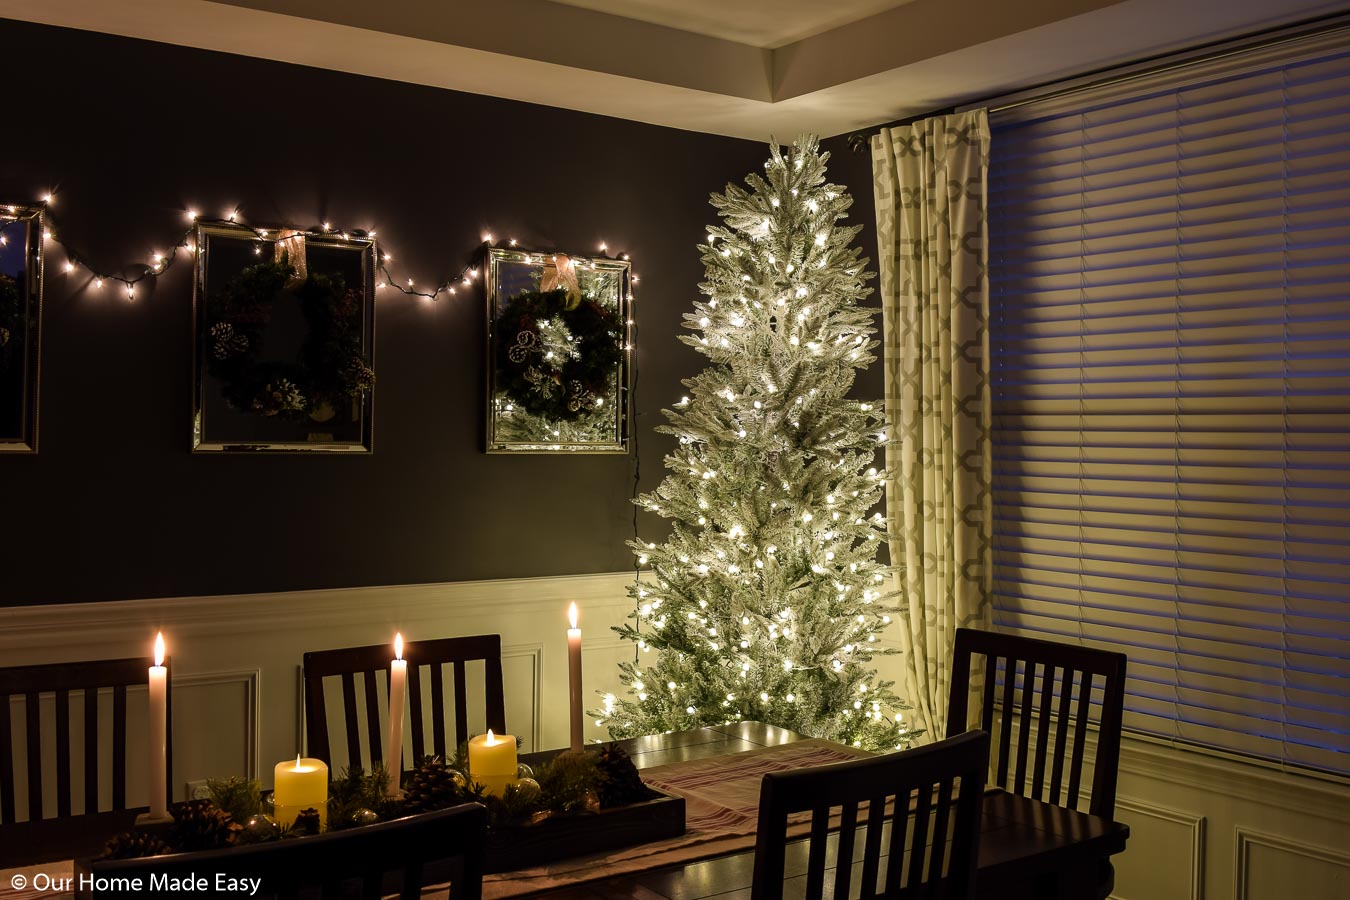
[598,135,921,750]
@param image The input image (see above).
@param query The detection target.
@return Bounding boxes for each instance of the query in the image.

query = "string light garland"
[22,193,640,308]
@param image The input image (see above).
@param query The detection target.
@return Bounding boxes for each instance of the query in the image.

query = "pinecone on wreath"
[595,744,653,808]
[171,798,242,851]
[98,831,170,861]
[209,322,248,359]
[402,757,469,814]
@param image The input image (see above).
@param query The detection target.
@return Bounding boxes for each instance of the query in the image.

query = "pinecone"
[171,798,242,851]
[401,757,467,814]
[98,831,170,860]
[596,745,653,808]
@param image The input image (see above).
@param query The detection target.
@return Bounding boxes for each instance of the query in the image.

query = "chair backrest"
[76,802,488,900]
[751,730,990,900]
[946,627,1127,819]
[0,655,173,825]
[303,635,506,772]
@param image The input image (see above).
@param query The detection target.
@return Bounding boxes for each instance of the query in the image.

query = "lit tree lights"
[598,135,921,750]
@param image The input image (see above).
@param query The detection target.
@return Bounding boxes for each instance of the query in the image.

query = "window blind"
[987,27,1350,776]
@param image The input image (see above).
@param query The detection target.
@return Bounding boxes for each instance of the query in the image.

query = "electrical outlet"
[185,779,209,800]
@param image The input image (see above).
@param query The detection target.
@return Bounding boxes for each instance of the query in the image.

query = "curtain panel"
[870,110,993,738]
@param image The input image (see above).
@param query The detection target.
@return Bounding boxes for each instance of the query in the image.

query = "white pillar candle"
[467,730,517,796]
[148,632,168,819]
[567,603,584,751]
[385,633,407,797]
[274,756,329,829]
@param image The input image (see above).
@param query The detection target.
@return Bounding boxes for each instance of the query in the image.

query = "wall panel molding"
[175,668,261,780]
[1234,827,1350,900]
[1112,796,1205,900]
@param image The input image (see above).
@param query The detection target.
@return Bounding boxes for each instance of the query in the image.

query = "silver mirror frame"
[0,205,44,454]
[484,247,631,453]
[191,222,377,453]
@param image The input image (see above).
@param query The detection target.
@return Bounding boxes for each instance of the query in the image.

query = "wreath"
[206,259,374,421]
[496,288,623,422]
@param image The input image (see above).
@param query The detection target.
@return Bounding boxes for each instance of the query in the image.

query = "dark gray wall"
[0,18,776,605]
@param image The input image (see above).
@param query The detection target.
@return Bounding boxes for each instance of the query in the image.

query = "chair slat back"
[0,656,173,826]
[303,635,506,773]
[751,730,990,900]
[76,802,488,900]
[946,627,1127,819]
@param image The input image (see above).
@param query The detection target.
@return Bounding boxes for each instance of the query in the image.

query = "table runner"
[483,738,867,898]
[0,740,865,900]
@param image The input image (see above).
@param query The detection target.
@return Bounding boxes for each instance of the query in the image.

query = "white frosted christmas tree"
[598,135,921,750]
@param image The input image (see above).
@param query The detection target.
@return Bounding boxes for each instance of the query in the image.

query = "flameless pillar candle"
[385,633,407,797]
[468,730,516,796]
[568,602,583,751]
[147,633,168,820]
[274,756,328,829]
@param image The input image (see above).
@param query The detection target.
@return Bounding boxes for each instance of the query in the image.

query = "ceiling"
[548,0,916,48]
[2,0,1347,140]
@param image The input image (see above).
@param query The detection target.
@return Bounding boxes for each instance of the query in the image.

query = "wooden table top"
[531,722,1129,900]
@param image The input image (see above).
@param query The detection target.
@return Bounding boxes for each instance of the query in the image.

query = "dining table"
[528,722,1129,900]
[1,722,1128,899]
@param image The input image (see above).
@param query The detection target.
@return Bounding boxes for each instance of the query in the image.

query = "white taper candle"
[385,633,407,796]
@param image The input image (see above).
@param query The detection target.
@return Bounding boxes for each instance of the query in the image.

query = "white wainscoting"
[0,572,646,812]
[1108,734,1350,900]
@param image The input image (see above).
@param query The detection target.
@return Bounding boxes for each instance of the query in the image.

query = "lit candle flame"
[568,602,578,630]
[153,632,165,667]
[394,632,403,661]
[486,729,497,746]
[295,754,302,771]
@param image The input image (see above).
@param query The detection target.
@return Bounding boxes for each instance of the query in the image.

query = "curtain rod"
[982,11,1350,115]
[849,9,1350,151]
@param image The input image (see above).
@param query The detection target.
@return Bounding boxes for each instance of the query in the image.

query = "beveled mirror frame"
[485,246,631,453]
[191,222,376,453]
[0,205,44,454]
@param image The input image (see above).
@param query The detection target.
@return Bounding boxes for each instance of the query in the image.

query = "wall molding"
[1116,734,1350,825]
[1234,827,1350,900]
[175,668,261,781]
[1112,796,1205,900]
[0,572,638,646]
[502,642,544,751]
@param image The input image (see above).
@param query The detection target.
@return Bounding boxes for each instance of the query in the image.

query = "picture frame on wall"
[191,222,376,452]
[485,247,631,453]
[0,205,44,454]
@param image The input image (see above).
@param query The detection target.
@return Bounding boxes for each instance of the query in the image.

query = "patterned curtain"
[870,110,993,740]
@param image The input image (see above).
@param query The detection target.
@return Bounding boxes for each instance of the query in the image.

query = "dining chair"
[751,729,990,900]
[303,635,507,772]
[76,802,488,900]
[0,655,173,866]
[945,627,1127,820]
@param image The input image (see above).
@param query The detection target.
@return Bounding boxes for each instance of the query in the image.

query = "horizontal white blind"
[988,32,1350,776]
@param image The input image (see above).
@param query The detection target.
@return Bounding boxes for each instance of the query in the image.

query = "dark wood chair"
[946,627,1127,819]
[303,635,507,773]
[75,802,488,900]
[751,730,990,900]
[0,655,173,866]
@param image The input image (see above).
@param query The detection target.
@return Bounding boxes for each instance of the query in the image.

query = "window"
[987,25,1350,776]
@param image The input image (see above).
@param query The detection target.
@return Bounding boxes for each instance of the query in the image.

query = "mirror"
[192,223,376,452]
[0,205,43,453]
[485,247,631,453]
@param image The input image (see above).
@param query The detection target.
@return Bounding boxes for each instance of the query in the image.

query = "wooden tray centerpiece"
[75,743,685,880]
